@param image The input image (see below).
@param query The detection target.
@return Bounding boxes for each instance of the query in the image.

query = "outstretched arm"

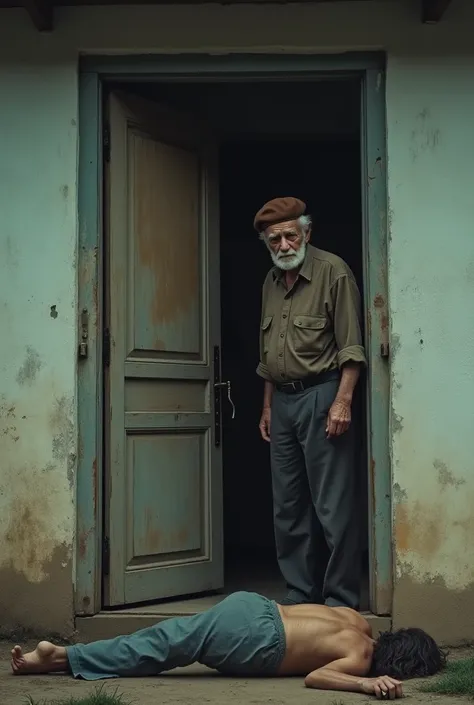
[305,655,403,699]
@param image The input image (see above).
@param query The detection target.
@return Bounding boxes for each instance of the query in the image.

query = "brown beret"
[254,197,306,232]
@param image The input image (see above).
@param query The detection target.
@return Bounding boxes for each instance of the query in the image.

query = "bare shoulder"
[337,626,374,664]
[331,607,373,636]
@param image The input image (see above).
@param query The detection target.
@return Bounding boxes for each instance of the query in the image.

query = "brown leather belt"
[275,369,339,394]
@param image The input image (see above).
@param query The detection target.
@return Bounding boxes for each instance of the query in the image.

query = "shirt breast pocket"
[293,315,327,354]
[261,315,273,354]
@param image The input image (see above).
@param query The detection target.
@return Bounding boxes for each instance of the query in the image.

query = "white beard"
[270,240,307,271]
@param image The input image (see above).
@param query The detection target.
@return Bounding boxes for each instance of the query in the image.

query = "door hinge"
[103,123,110,163]
[102,536,110,576]
[103,328,111,367]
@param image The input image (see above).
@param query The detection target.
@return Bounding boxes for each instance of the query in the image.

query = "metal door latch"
[78,308,89,358]
[214,381,236,420]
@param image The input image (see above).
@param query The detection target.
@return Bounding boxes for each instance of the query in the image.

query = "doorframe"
[77,51,391,618]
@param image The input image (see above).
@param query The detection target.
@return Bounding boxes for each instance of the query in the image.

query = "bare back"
[277,603,374,676]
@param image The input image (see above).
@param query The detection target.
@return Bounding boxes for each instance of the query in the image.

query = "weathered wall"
[0,0,473,640]
[387,56,474,644]
[0,66,78,635]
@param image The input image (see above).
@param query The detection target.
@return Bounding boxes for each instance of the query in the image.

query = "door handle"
[214,381,236,420]
[213,345,236,447]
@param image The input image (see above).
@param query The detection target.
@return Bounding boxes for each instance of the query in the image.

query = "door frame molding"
[77,51,391,617]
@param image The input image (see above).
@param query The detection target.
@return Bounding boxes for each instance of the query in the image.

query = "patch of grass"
[24,684,133,705]
[419,658,474,697]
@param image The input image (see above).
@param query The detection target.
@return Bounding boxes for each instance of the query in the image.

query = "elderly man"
[256,197,367,610]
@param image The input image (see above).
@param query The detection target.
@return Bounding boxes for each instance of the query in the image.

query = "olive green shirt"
[257,244,367,383]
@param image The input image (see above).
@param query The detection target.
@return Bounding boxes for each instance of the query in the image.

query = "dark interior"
[111,78,369,609]
[219,138,369,608]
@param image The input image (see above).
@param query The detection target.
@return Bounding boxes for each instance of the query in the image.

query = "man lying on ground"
[11,591,446,699]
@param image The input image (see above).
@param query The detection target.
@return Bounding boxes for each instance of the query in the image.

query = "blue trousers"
[67,591,286,680]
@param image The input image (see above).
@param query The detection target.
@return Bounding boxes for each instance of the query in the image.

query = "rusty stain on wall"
[16,346,42,386]
[0,380,76,635]
[392,363,474,644]
[3,463,65,583]
[395,501,442,557]
[0,544,73,638]
[79,528,93,560]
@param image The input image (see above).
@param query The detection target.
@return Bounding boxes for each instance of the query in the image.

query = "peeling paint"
[393,482,407,502]
[50,396,74,463]
[67,452,76,489]
[16,346,42,386]
[390,333,401,358]
[392,412,404,433]
[434,459,466,489]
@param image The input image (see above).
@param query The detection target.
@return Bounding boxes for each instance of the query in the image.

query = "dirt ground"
[0,642,473,705]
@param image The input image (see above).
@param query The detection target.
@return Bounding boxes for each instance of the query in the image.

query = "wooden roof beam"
[25,0,53,30]
[421,0,452,23]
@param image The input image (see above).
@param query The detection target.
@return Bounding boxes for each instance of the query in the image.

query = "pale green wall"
[0,0,473,641]
[387,56,474,641]
[0,63,78,633]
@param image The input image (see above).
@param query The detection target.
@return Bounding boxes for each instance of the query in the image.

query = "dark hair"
[371,628,447,680]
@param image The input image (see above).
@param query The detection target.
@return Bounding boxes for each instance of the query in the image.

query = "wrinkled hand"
[360,676,403,699]
[326,399,351,438]
[259,407,271,443]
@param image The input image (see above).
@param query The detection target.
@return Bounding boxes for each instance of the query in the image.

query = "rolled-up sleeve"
[256,312,273,381]
[331,274,367,368]
[256,361,272,380]
[256,277,274,381]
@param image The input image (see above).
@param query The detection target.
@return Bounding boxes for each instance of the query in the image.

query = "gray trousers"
[270,377,360,609]
[66,592,286,680]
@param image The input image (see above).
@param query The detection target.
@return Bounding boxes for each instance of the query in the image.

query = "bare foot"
[11,641,68,675]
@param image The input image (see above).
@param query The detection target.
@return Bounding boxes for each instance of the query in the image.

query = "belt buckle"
[289,380,304,393]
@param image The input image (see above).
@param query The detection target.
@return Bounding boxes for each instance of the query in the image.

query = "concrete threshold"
[76,598,391,642]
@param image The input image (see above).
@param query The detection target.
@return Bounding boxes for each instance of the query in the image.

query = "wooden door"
[103,91,223,606]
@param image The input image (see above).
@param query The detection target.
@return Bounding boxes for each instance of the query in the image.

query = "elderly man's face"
[264,219,310,271]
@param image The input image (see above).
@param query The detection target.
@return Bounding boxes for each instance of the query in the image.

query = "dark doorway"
[220,138,369,609]
[103,78,370,611]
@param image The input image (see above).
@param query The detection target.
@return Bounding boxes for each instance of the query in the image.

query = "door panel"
[104,91,223,607]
